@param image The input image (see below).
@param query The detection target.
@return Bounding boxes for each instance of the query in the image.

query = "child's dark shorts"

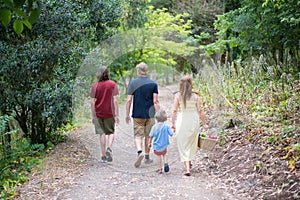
[154,148,167,156]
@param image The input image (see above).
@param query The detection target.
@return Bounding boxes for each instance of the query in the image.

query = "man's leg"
[133,118,145,167]
[107,133,114,150]
[104,118,115,162]
[95,118,107,163]
[134,136,143,152]
[100,133,107,162]
[144,118,155,164]
[106,133,114,162]
[144,136,151,155]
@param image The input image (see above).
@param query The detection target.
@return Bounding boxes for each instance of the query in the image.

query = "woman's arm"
[196,94,209,129]
[90,98,96,123]
[171,96,179,132]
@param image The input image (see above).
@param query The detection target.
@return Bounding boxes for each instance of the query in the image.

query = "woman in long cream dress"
[171,75,208,176]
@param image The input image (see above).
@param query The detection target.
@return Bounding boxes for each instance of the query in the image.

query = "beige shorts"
[133,118,155,138]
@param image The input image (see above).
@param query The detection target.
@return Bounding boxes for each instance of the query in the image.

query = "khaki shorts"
[133,118,155,138]
[94,117,115,135]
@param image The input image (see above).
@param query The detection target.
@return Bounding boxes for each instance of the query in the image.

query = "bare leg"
[157,155,162,169]
[156,155,162,173]
[144,136,150,154]
[107,134,114,149]
[184,161,191,175]
[100,134,106,156]
[134,136,143,152]
[163,154,168,164]
[134,136,144,168]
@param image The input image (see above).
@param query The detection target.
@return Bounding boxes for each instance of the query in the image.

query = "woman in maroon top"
[90,66,119,163]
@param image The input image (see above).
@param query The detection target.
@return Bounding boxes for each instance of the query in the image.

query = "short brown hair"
[96,66,109,82]
[155,109,167,122]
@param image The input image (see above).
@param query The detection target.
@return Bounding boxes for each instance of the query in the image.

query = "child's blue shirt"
[149,122,173,152]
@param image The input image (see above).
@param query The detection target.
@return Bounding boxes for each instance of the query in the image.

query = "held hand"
[92,118,95,124]
[171,126,176,133]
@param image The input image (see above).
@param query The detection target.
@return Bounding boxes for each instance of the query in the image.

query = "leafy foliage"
[0,114,44,199]
[0,0,93,144]
[108,5,196,92]
[0,0,40,36]
[150,0,223,37]
[88,0,124,42]
[210,0,300,66]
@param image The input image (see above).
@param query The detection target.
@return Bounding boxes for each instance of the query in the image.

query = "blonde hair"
[155,109,167,122]
[136,62,148,76]
[179,75,193,108]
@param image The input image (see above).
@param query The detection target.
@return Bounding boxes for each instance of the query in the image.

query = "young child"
[148,109,174,174]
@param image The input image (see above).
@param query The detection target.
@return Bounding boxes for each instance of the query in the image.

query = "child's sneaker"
[164,163,169,172]
[106,148,113,162]
[101,156,107,163]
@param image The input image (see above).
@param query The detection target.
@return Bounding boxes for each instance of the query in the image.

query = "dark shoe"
[101,156,107,163]
[164,163,169,172]
[106,148,113,162]
[184,172,191,176]
[144,158,153,164]
[134,155,144,168]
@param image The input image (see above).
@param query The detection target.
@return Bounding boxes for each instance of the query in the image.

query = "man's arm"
[125,95,133,124]
[113,95,120,125]
[90,98,96,123]
[153,93,160,111]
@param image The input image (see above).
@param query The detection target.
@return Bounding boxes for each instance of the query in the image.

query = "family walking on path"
[90,62,208,176]
[16,62,238,200]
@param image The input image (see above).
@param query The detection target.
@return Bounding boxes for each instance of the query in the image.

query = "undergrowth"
[0,114,75,199]
[0,114,45,199]
[196,56,300,173]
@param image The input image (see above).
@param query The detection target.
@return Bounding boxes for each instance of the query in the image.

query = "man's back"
[128,77,158,118]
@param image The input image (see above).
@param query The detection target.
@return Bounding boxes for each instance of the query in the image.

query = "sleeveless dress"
[175,96,200,162]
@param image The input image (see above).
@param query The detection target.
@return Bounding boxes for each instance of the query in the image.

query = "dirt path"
[16,85,239,200]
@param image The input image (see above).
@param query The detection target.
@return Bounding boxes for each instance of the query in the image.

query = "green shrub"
[0,114,44,199]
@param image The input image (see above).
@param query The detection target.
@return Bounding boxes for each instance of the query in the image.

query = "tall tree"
[0,0,125,144]
[211,0,300,68]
